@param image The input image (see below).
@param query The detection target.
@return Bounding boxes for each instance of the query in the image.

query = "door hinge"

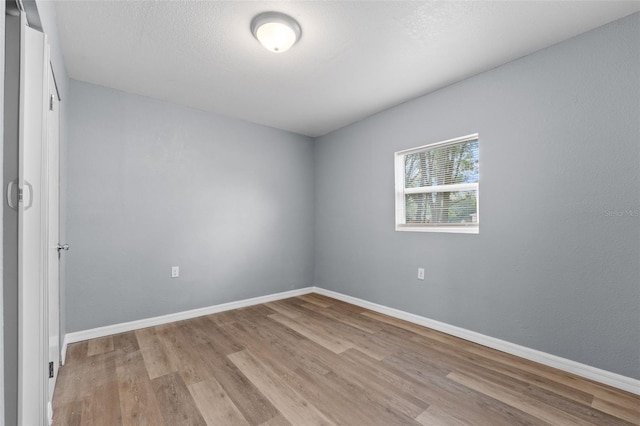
[48,361,54,378]
[18,188,23,202]
[49,94,54,111]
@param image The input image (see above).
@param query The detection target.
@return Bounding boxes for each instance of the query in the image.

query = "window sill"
[395,225,479,234]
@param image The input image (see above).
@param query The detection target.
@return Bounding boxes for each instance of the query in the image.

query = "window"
[395,134,479,233]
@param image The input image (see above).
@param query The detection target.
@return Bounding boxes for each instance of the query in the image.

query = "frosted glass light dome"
[251,12,301,53]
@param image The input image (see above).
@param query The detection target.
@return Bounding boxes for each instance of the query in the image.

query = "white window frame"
[395,133,479,234]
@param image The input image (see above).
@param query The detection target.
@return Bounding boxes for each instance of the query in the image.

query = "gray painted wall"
[314,13,640,379]
[66,80,315,332]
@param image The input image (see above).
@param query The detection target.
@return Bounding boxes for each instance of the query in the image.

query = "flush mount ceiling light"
[251,12,301,53]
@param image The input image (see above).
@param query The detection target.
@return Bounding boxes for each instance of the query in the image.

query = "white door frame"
[16,13,50,426]
[46,61,60,423]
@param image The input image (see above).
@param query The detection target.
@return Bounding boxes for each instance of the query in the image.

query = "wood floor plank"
[135,327,176,379]
[115,351,165,426]
[269,312,355,354]
[294,304,392,360]
[392,326,599,423]
[54,351,118,405]
[87,336,115,357]
[297,293,334,308]
[240,303,280,317]
[415,406,472,426]
[188,377,249,426]
[259,414,292,426]
[228,313,332,376]
[326,349,427,419]
[284,365,421,425]
[279,367,378,425]
[382,354,541,426]
[304,302,384,334]
[112,332,140,354]
[448,370,599,426]
[448,351,597,406]
[151,372,207,426]
[225,320,312,379]
[381,325,598,407]
[185,315,246,356]
[341,348,442,412]
[52,400,83,426]
[194,335,281,425]
[154,324,188,372]
[304,293,341,306]
[304,358,427,425]
[175,316,217,347]
[264,300,308,319]
[323,298,367,314]
[195,315,276,384]
[451,363,634,426]
[592,397,640,425]
[592,386,640,412]
[370,314,622,403]
[80,380,122,426]
[452,340,620,399]
[204,309,241,327]
[233,317,340,379]
[52,294,639,426]
[154,323,217,386]
[324,369,424,425]
[228,349,335,426]
[65,341,88,363]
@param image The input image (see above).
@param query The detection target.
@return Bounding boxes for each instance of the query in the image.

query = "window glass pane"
[405,190,478,225]
[404,139,479,189]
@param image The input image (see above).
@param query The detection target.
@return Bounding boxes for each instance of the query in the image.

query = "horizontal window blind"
[404,139,478,189]
[405,190,478,226]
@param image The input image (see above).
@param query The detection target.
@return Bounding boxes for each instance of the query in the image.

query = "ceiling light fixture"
[251,12,301,53]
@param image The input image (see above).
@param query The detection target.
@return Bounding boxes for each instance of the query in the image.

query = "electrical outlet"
[418,267,425,280]
[171,266,180,278]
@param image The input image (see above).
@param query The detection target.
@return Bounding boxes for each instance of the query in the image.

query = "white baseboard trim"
[313,287,640,396]
[61,287,314,363]
[60,285,639,395]
[61,340,67,366]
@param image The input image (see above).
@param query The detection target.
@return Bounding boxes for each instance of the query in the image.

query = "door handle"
[56,244,69,252]
[6,180,33,210]
[6,179,17,210]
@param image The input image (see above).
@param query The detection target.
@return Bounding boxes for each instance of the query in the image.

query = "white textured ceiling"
[54,1,640,137]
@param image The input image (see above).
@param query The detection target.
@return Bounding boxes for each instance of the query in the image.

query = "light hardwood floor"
[53,294,640,425]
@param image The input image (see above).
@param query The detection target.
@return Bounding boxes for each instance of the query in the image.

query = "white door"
[46,63,61,417]
[17,14,50,426]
